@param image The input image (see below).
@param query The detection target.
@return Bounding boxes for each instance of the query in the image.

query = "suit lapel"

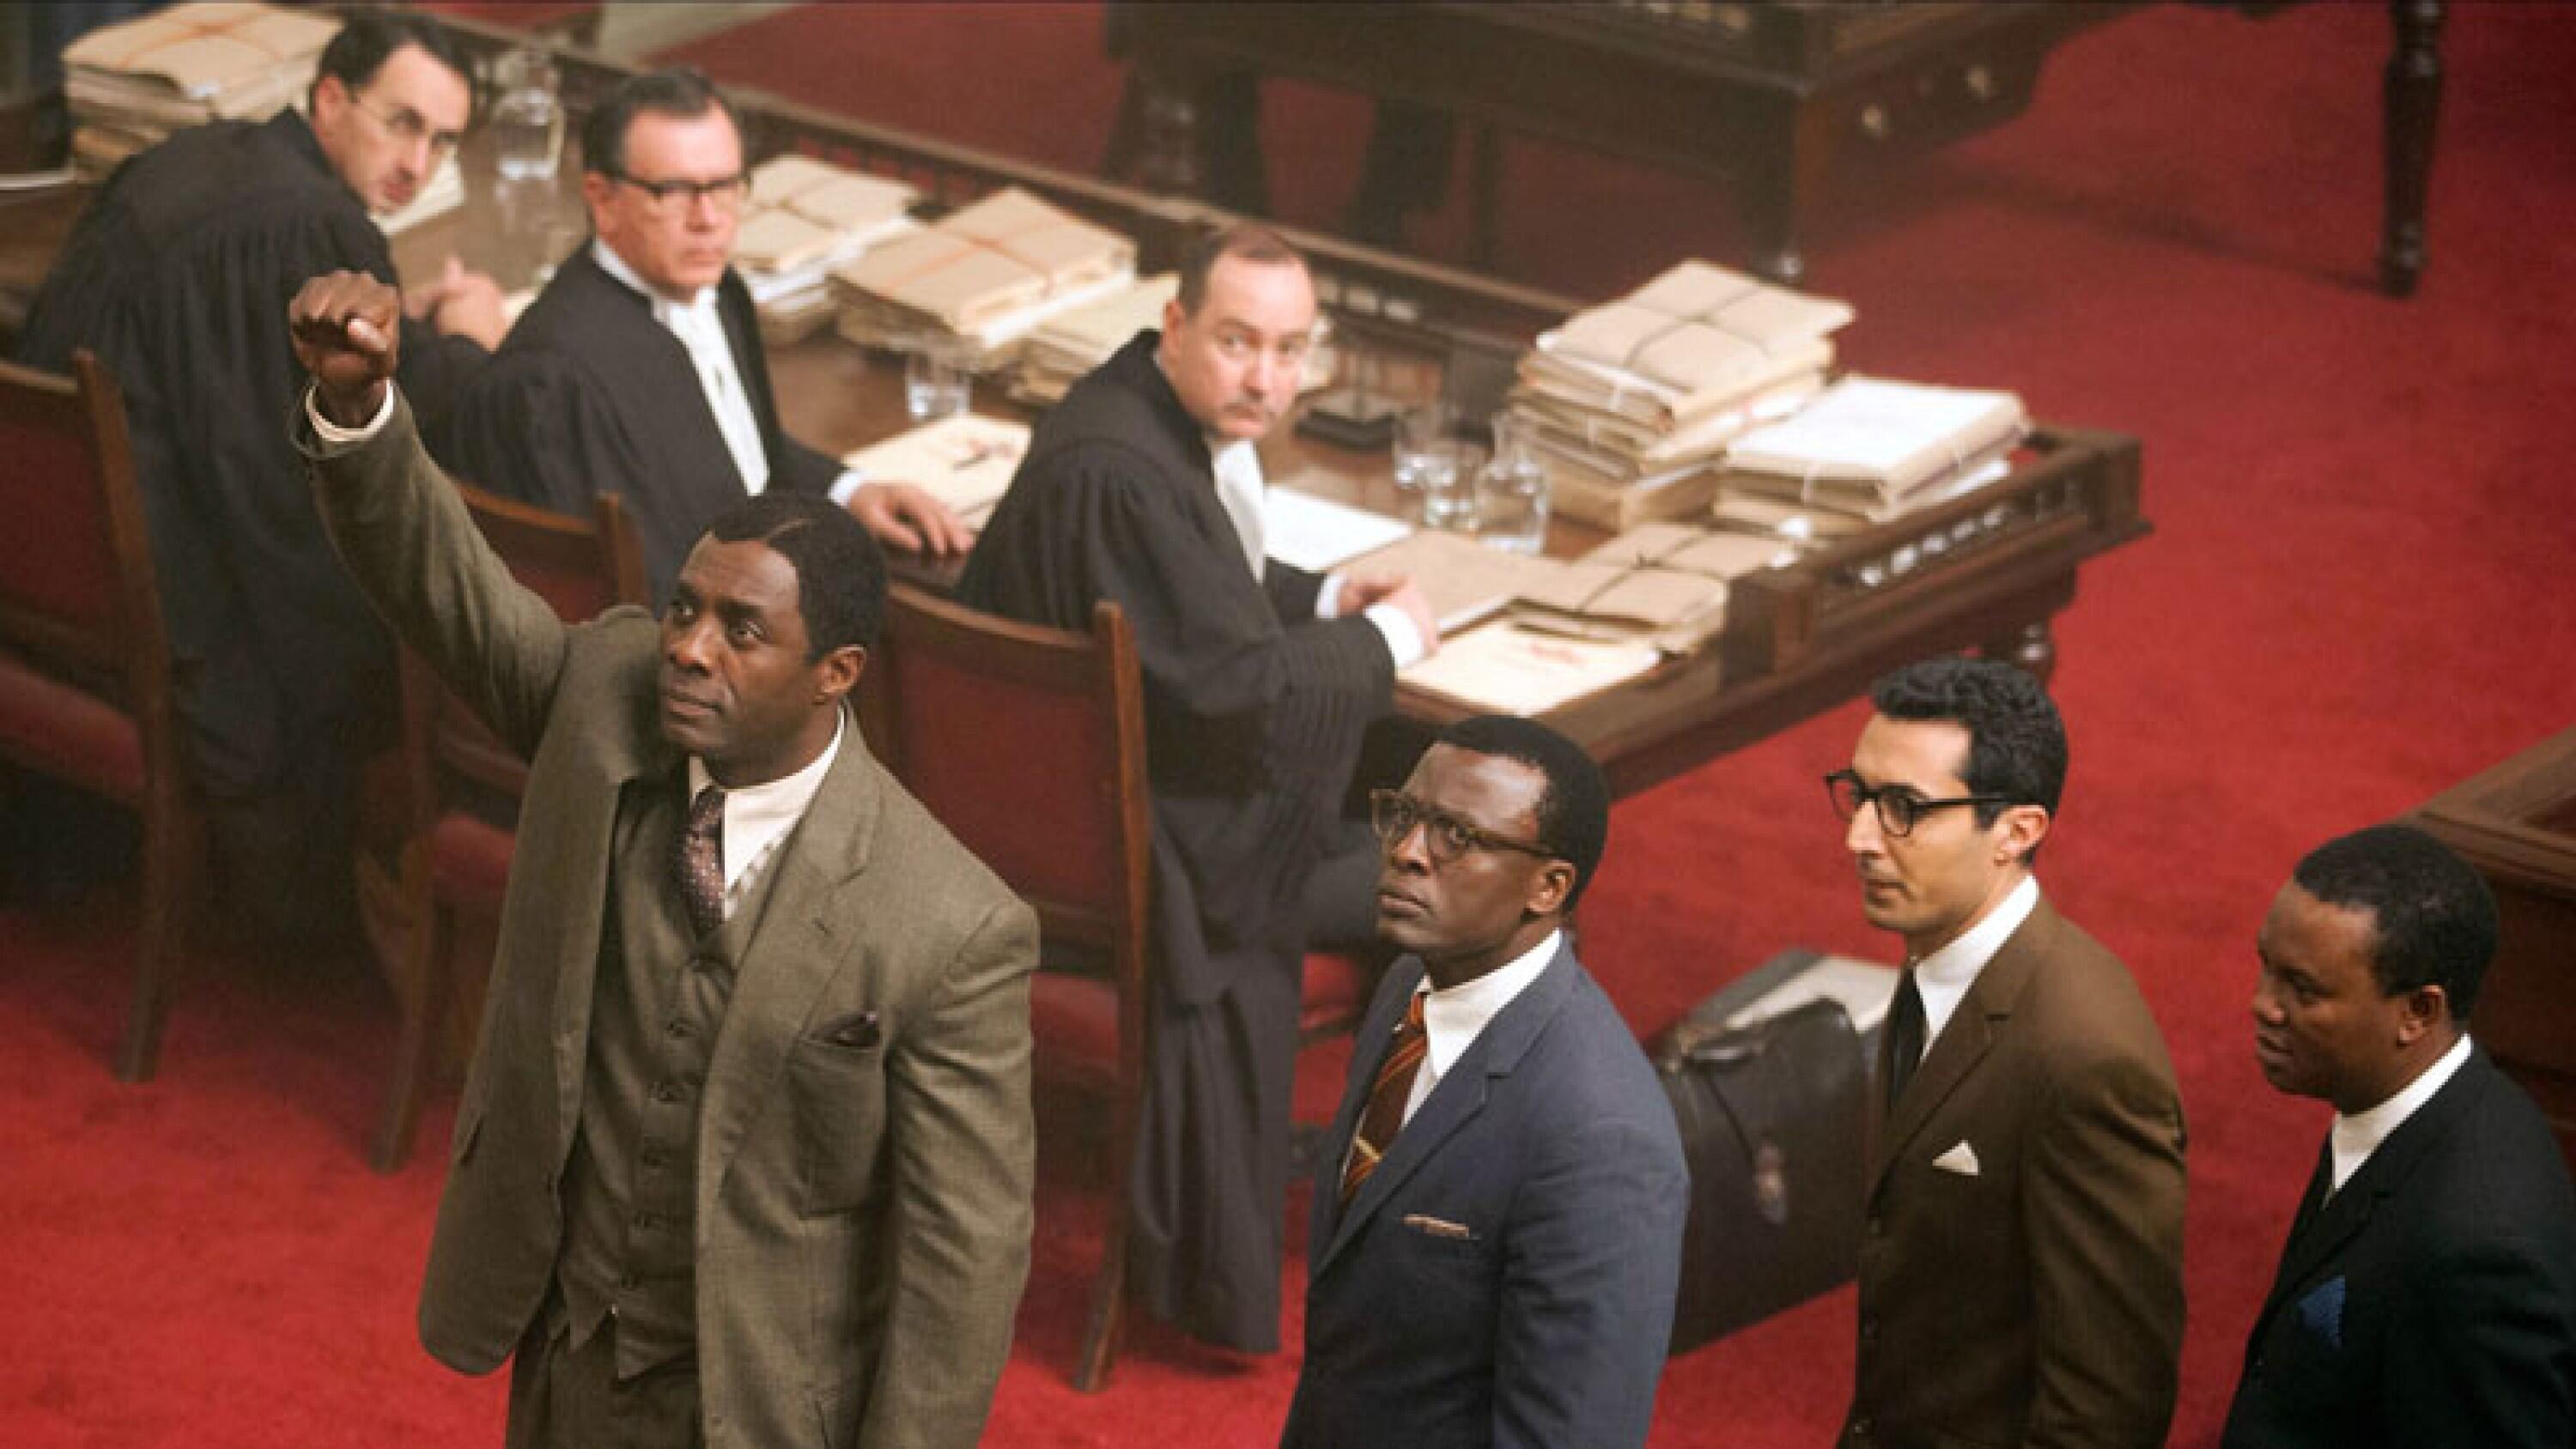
[2254,1048,2493,1335]
[693,714,883,1234]
[1312,942,1581,1282]
[1868,900,2053,1186]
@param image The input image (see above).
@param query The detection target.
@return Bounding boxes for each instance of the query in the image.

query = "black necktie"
[1885,967,1926,1114]
[673,784,726,937]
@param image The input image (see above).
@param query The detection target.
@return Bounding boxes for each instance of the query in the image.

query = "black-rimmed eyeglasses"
[1370,790,1555,866]
[608,169,751,214]
[1823,769,2008,838]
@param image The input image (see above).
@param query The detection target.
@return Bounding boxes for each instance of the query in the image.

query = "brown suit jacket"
[1844,896,2187,1449]
[304,394,1037,1449]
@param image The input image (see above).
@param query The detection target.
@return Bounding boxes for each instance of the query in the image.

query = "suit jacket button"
[1851,1417,1873,1440]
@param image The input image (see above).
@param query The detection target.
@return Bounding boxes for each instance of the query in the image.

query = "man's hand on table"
[1340,573,1441,658]
[407,256,510,350]
[848,481,975,557]
[290,270,402,427]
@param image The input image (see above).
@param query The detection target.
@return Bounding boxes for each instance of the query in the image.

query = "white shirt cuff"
[828,468,866,508]
[1364,602,1426,670]
[1314,572,1348,619]
[306,381,397,442]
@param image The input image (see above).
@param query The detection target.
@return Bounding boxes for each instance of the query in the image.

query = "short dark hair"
[313,8,472,108]
[1870,656,2068,827]
[1176,222,1308,315]
[1435,715,1612,912]
[2292,824,2500,1021]
[582,68,739,179]
[703,494,885,658]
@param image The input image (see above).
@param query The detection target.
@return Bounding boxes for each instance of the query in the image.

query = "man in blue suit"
[2227,823,2576,1446]
[1281,715,1686,1449]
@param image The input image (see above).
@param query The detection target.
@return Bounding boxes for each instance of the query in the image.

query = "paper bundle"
[830,186,1135,370]
[1504,260,1850,530]
[838,413,1031,526]
[737,155,921,345]
[62,2,339,179]
[1714,375,2028,523]
[1010,274,1179,404]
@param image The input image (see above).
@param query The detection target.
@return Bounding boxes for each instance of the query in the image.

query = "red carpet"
[10,3,2576,1444]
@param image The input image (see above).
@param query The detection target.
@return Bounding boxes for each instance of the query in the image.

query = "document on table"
[1264,486,1413,573]
[842,414,1031,523]
[1400,619,1663,716]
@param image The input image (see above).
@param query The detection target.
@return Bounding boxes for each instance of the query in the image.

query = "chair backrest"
[402,482,650,808]
[0,350,175,736]
[863,583,1154,1046]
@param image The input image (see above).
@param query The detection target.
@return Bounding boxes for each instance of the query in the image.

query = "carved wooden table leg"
[2380,0,2445,298]
[1984,620,2057,685]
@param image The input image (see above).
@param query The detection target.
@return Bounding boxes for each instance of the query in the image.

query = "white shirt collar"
[2330,1031,2473,1192]
[685,709,844,897]
[592,237,715,319]
[1418,929,1563,1088]
[1911,873,2039,1053]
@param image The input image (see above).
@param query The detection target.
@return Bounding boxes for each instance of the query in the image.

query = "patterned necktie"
[1339,992,1430,1209]
[1884,967,1926,1115]
[674,784,726,937]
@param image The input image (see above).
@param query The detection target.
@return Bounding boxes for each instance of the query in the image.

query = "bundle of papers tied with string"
[830,186,1135,369]
[1716,375,2028,523]
[61,1,338,179]
[1009,273,1338,406]
[838,413,1030,526]
[1504,261,1851,530]
[736,155,921,345]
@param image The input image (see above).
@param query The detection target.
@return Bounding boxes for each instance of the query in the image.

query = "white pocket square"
[1930,1141,1981,1177]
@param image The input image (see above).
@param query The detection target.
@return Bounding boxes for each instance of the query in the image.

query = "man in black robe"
[957,224,1440,1352]
[430,69,969,604]
[13,9,504,943]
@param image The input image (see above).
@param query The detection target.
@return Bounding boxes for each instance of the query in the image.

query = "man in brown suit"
[1827,657,2186,1449]
[288,272,1036,1449]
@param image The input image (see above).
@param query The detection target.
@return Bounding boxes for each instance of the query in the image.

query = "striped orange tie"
[1339,992,1429,1208]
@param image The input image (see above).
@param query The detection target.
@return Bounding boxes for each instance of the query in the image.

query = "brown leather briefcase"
[1651,949,1872,1355]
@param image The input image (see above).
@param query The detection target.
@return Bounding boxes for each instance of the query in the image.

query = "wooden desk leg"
[1128,65,1272,216]
[2379,0,2445,298]
[1984,620,2057,685]
[1742,100,1836,285]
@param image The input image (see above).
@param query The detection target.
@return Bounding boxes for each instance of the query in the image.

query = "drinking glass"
[904,338,971,422]
[1391,397,1452,494]
[1419,440,1484,532]
[489,49,563,183]
[1477,414,1551,555]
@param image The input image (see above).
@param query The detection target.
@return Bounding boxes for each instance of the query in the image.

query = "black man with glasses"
[13,8,502,955]
[1829,656,2186,1449]
[433,69,970,604]
[1282,715,1685,1449]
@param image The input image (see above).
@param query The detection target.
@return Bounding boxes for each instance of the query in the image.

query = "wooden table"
[0,13,2151,802]
[1115,0,2446,296]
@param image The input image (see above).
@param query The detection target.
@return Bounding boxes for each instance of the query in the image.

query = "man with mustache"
[958,223,1440,1355]
[2228,823,2576,1447]
[1831,656,2186,1448]
[288,270,1036,1449]
[11,7,505,968]
[434,68,971,605]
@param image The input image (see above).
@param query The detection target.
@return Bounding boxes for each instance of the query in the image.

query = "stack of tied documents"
[1510,521,1803,655]
[1716,375,2028,525]
[735,155,921,346]
[830,186,1136,370]
[61,2,338,179]
[1511,261,1852,531]
[839,413,1031,529]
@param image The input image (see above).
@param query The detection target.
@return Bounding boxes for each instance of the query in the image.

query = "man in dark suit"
[2227,823,2576,1447]
[13,8,504,949]
[958,223,1440,1352]
[1832,657,2186,1448]
[289,272,1036,1449]
[434,68,968,602]
[1281,715,1686,1448]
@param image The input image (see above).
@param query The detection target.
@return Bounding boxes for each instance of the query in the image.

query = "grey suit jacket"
[305,394,1037,1449]
[1282,941,1688,1449]
[1845,898,2187,1449]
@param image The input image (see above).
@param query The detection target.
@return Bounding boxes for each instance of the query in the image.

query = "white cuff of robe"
[306,381,398,442]
[1316,573,1425,669]
[828,467,866,507]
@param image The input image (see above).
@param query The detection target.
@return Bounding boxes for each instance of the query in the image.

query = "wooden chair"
[864,583,1370,1391]
[0,350,202,1082]
[370,482,647,1172]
